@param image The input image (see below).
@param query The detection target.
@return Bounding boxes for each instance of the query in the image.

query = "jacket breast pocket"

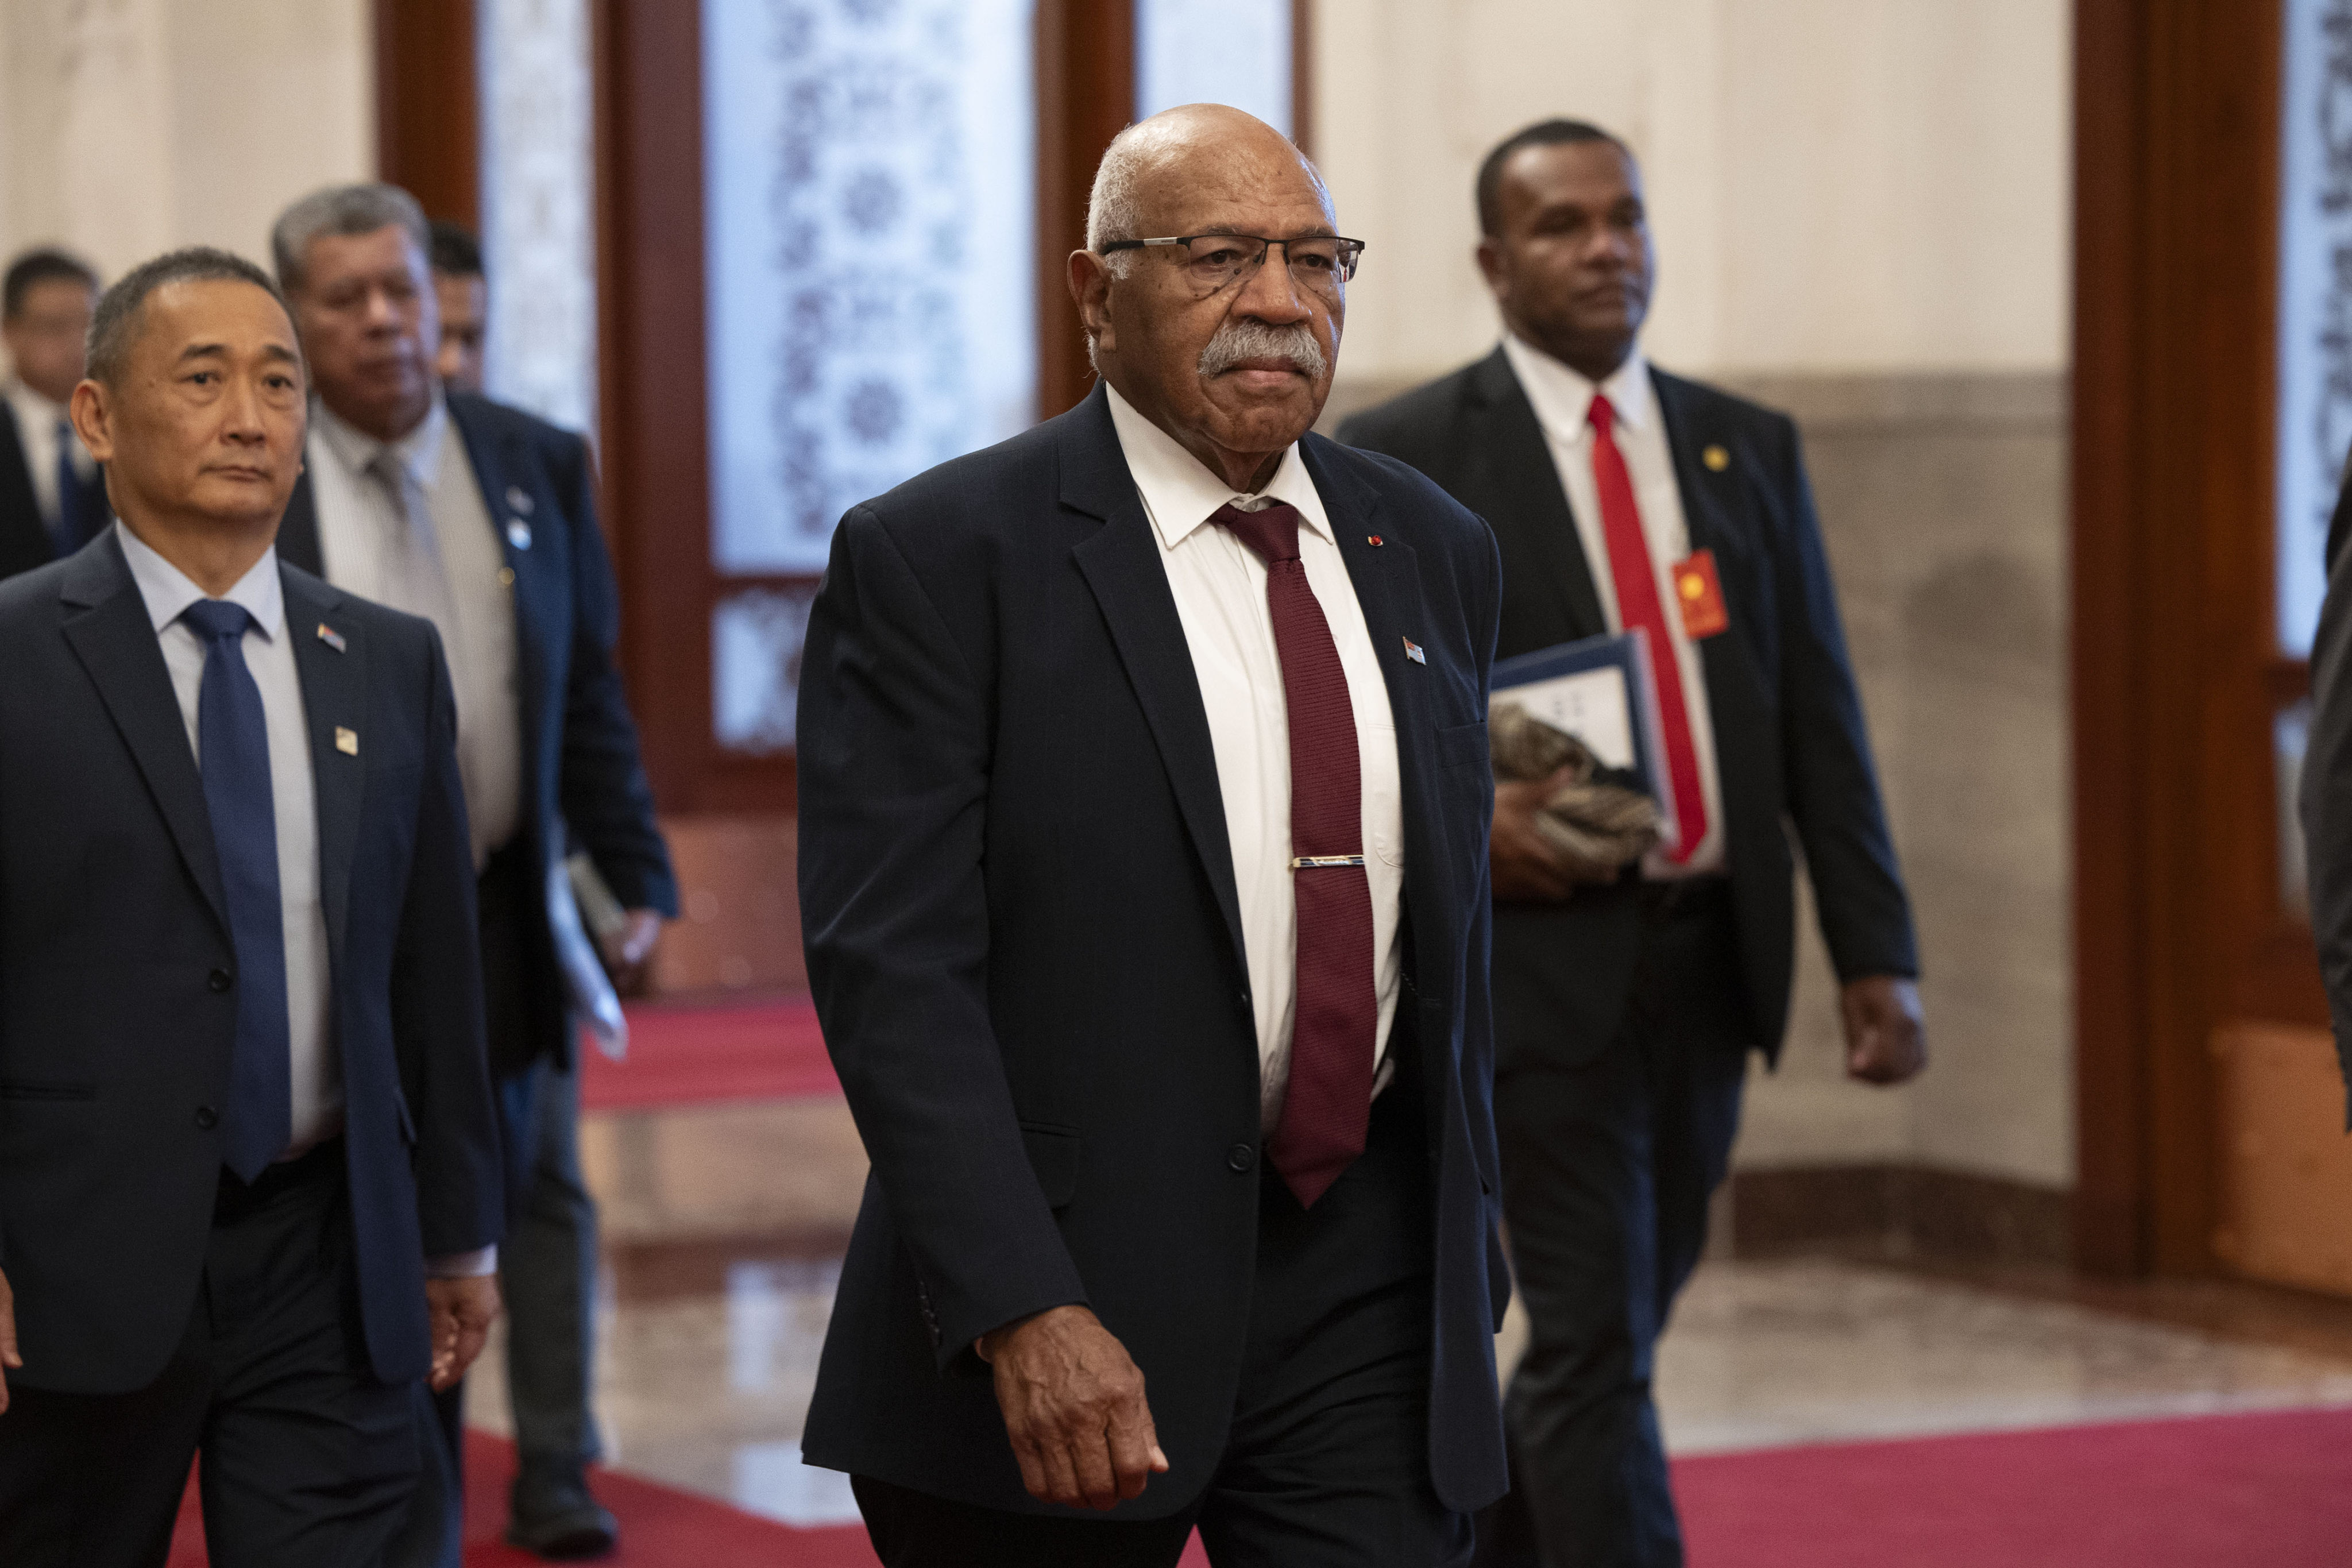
[0,1080,96,1102]
[1435,718,1489,773]
[1020,1121,1081,1209]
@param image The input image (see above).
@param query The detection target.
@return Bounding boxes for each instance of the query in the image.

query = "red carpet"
[168,1432,884,1567]
[578,994,837,1111]
[1671,1405,2352,1566]
[161,1406,2352,1563]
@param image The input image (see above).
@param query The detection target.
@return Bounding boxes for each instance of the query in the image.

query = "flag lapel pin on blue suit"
[506,519,532,551]
[1403,637,1426,665]
[316,622,346,653]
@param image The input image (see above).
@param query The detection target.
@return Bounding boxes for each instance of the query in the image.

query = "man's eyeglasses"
[1098,234,1366,302]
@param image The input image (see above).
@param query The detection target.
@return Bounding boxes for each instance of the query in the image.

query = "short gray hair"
[1084,118,1334,262]
[87,247,291,387]
[272,183,430,294]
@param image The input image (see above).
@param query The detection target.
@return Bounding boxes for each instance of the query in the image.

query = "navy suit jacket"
[796,385,1511,1517]
[1341,349,1917,1066]
[0,403,61,582]
[276,393,677,1073]
[0,531,503,1393]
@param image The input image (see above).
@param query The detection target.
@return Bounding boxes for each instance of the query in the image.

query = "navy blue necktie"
[183,599,292,1181]
[51,417,92,556]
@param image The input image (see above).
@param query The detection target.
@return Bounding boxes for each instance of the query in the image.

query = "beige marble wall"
[1310,0,2071,384]
[0,0,372,284]
[1727,370,2071,1189]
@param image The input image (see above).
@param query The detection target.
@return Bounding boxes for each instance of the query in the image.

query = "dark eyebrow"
[175,341,230,364]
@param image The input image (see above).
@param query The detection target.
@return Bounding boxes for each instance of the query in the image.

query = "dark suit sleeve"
[397,626,505,1256]
[545,431,677,918]
[2303,471,2352,1109]
[798,504,1090,1369]
[1764,414,1920,982]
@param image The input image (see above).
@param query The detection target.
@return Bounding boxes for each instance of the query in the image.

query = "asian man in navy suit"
[0,248,106,579]
[0,248,503,1567]
[798,105,1509,1566]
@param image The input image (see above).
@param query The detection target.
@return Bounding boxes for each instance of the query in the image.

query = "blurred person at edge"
[1342,119,1925,1568]
[427,221,486,396]
[0,245,502,1568]
[269,181,677,1566]
[0,248,106,577]
[795,104,1509,1565]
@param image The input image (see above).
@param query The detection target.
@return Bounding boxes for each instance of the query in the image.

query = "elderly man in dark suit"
[1341,120,1925,1567]
[797,104,1511,1566]
[0,248,105,578]
[267,183,677,1563]
[0,246,503,1568]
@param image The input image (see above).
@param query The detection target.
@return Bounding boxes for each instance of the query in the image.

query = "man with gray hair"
[795,104,1509,1565]
[268,183,677,1563]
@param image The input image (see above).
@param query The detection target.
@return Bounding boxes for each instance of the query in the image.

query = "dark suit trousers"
[1475,882,1751,1568]
[852,1048,1473,1568]
[394,847,604,1568]
[0,1142,418,1568]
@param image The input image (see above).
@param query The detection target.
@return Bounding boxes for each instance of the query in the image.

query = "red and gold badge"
[1673,550,1729,639]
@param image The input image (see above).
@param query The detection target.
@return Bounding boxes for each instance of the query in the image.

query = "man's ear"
[1068,250,1115,358]
[69,380,113,465]
[1474,236,1511,304]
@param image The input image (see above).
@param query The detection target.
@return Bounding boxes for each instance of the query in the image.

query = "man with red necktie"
[795,104,1509,1566]
[1342,120,1925,1567]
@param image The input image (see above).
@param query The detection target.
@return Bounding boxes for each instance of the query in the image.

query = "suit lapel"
[58,534,230,933]
[1651,368,1770,689]
[447,395,549,759]
[276,465,325,576]
[1063,390,1249,978]
[284,568,368,954]
[1468,349,1609,640]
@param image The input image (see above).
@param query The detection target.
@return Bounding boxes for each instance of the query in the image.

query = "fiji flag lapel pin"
[1403,636,1427,666]
[316,621,346,653]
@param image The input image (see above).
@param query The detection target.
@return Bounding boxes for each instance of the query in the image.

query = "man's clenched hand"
[982,1304,1168,1510]
[425,1274,501,1392]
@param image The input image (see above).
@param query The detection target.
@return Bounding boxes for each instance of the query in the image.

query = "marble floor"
[464,1099,2352,1530]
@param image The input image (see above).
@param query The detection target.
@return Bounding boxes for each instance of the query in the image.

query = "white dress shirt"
[119,521,496,1277]
[1500,335,1729,876]
[1104,385,1405,1134]
[118,523,341,1154]
[5,377,96,536]
[308,394,522,866]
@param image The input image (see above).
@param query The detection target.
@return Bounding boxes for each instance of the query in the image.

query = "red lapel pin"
[1367,535,1383,547]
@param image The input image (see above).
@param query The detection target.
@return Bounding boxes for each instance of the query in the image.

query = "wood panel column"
[1034,0,1135,420]
[374,0,480,223]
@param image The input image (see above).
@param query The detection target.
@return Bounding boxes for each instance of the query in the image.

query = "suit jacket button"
[208,968,232,992]
[1227,1142,1256,1173]
[194,1105,218,1130]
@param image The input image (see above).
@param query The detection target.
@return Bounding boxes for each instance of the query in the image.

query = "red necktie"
[1588,395,1708,863]
[1213,501,1376,1208]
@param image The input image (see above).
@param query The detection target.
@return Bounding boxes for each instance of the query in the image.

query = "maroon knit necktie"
[1213,501,1376,1208]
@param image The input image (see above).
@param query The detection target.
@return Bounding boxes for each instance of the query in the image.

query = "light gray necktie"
[367,449,458,636]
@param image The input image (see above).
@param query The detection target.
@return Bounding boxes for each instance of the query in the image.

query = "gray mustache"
[1198,320,1328,381]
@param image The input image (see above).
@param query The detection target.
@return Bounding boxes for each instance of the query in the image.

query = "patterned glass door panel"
[703,0,1037,755]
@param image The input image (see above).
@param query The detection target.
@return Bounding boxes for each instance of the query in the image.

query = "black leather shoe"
[507,1466,619,1561]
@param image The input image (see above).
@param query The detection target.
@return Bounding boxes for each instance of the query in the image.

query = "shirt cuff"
[426,1245,499,1279]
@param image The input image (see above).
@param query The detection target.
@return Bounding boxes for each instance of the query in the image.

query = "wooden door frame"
[2072,0,2327,1277]
[374,0,480,226]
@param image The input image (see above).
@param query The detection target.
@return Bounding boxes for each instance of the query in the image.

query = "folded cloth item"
[1489,701,1662,875]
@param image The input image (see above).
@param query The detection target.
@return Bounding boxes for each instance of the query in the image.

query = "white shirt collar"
[3,377,68,427]
[1103,382,1333,550]
[116,519,285,640]
[1499,333,1655,445]
[312,388,447,489]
